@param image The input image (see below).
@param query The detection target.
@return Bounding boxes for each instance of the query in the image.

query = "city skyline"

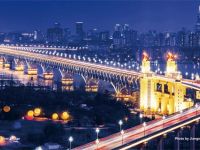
[0,0,200,33]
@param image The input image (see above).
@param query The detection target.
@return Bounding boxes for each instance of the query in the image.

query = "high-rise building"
[176,28,187,47]
[188,32,196,47]
[47,22,63,43]
[195,5,200,32]
[114,24,122,31]
[63,28,71,42]
[75,22,85,39]
[99,31,110,42]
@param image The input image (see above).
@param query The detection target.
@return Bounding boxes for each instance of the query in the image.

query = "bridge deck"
[73,106,200,150]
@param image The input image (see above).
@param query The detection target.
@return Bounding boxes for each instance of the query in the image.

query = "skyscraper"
[195,5,200,32]
[75,22,85,39]
[47,22,63,43]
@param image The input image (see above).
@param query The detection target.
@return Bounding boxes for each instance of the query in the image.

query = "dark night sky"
[0,0,200,33]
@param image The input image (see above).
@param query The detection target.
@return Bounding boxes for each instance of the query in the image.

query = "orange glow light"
[3,105,11,113]
[167,52,177,61]
[0,136,5,146]
[52,113,59,120]
[61,111,70,120]
[34,108,41,117]
[142,52,149,61]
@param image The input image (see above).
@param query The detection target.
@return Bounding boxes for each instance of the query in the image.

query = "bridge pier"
[157,136,164,150]
[43,72,54,80]
[0,57,4,68]
[15,64,24,73]
[190,124,196,150]
[4,63,10,70]
[85,78,98,92]
[27,68,38,76]
[61,76,74,91]
[174,129,182,150]
[139,142,147,150]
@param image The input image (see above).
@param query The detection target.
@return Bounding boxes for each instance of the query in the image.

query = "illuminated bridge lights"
[0,46,200,116]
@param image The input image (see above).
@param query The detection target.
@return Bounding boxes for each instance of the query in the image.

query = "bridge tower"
[140,52,193,115]
[165,52,181,79]
[140,52,156,114]
[164,52,193,113]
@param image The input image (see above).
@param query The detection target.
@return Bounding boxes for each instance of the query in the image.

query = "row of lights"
[65,119,125,149]
[26,108,70,121]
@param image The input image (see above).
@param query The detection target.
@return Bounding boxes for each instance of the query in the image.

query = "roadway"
[73,105,200,150]
[0,47,142,79]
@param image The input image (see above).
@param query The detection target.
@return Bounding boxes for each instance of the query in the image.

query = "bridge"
[0,45,141,92]
[73,104,200,150]
[0,45,200,149]
[0,45,200,114]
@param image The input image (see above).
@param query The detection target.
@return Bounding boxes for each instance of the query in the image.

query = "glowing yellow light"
[142,52,149,61]
[34,108,41,117]
[3,105,11,113]
[61,111,70,120]
[52,113,59,120]
[27,110,34,117]
[0,136,5,146]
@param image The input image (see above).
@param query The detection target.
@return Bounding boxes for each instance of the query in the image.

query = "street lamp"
[121,129,124,145]
[95,138,99,149]
[68,136,73,150]
[118,120,123,132]
[162,115,166,129]
[139,113,143,124]
[96,127,100,139]
[143,122,146,136]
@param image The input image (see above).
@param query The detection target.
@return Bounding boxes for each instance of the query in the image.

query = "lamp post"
[95,138,99,149]
[162,115,166,129]
[95,128,100,140]
[143,122,146,136]
[121,129,124,145]
[95,128,100,149]
[139,113,143,124]
[68,136,73,150]
[118,120,123,132]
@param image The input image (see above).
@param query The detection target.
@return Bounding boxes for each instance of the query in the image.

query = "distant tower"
[195,5,200,32]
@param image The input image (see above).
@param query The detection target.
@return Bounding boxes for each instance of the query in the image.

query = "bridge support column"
[27,68,38,75]
[157,137,164,150]
[175,129,182,150]
[62,76,74,91]
[27,66,38,81]
[0,57,4,68]
[85,78,98,92]
[43,72,54,80]
[15,64,24,73]
[190,125,196,150]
